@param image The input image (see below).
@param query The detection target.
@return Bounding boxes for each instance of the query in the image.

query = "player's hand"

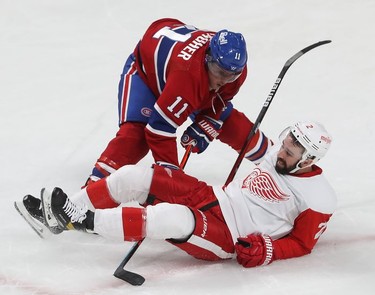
[180,116,223,153]
[235,234,274,268]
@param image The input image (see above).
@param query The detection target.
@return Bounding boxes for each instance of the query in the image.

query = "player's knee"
[146,204,194,240]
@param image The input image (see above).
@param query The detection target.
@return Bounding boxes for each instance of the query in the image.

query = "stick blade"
[286,40,332,66]
[114,268,145,286]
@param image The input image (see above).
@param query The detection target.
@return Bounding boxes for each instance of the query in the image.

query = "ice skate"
[21,194,44,223]
[14,191,63,238]
[14,194,51,239]
[50,187,94,232]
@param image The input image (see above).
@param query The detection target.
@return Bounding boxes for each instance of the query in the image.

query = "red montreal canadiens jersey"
[214,145,337,259]
[134,18,247,165]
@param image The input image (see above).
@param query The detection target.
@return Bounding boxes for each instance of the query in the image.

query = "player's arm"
[235,209,332,267]
[180,67,249,154]
[218,108,272,164]
[272,209,332,259]
[145,77,195,167]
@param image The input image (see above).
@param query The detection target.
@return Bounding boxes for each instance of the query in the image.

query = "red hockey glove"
[180,116,223,154]
[235,234,274,268]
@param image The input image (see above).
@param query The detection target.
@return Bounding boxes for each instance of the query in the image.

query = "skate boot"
[50,187,94,232]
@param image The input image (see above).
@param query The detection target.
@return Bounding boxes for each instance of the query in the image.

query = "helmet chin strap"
[289,161,304,174]
[289,151,315,174]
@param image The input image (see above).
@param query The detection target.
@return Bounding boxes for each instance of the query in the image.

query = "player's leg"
[71,164,154,210]
[49,188,194,241]
[146,164,216,209]
[85,122,149,184]
[17,163,155,237]
[82,163,215,211]
[85,53,156,185]
[49,189,234,261]
[168,207,235,261]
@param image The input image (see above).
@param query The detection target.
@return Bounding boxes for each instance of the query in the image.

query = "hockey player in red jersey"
[85,18,271,184]
[19,121,336,268]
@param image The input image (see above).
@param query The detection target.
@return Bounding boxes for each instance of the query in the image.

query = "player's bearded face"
[275,157,299,174]
[275,136,304,174]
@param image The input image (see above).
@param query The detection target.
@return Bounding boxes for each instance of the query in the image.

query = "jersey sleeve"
[272,208,333,260]
[145,72,197,166]
[218,108,272,163]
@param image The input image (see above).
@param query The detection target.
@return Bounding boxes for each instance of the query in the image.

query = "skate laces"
[62,199,87,224]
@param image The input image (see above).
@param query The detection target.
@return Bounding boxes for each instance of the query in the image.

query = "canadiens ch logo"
[141,107,152,117]
[242,168,289,203]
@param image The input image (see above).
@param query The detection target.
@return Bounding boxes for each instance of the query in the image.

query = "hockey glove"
[235,234,274,268]
[180,116,223,154]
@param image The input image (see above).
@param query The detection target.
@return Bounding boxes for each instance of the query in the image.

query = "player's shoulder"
[290,168,337,214]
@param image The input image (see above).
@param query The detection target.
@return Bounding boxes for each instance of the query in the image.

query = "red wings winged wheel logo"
[242,168,289,203]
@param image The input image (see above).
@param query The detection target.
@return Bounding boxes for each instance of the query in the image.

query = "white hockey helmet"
[289,121,332,165]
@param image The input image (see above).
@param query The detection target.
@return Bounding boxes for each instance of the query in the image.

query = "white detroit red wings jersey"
[214,145,337,258]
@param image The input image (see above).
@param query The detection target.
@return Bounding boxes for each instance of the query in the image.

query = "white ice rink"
[1,1,375,294]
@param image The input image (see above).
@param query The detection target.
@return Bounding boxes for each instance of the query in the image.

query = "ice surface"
[1,0,374,294]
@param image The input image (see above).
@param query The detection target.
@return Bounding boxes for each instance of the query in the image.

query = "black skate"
[14,190,63,238]
[50,187,94,232]
[22,195,44,223]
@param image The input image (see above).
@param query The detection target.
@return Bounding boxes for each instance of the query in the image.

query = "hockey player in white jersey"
[16,120,336,268]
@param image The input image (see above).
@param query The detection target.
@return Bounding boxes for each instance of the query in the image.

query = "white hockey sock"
[69,189,96,212]
[94,207,124,241]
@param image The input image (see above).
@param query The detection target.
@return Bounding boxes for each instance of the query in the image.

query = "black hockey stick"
[113,239,145,285]
[113,145,193,286]
[225,40,331,186]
